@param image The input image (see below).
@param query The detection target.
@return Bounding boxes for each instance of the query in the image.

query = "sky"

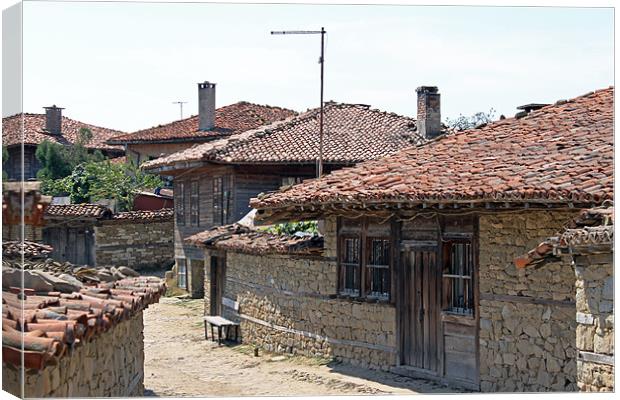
[12,1,615,133]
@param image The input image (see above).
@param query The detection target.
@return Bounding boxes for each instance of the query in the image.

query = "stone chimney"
[43,105,64,135]
[198,81,216,131]
[416,86,441,139]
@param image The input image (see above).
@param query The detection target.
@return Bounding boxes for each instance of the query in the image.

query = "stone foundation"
[95,220,173,270]
[2,312,145,397]
[478,210,580,392]
[574,253,614,391]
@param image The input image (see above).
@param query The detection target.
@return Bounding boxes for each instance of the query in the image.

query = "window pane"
[443,241,473,314]
[340,237,360,295]
[368,238,390,299]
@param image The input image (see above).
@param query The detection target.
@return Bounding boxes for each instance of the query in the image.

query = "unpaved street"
[142,297,458,397]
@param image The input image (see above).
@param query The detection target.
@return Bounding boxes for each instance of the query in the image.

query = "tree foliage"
[41,160,164,212]
[35,128,104,180]
[264,221,319,235]
[445,108,496,131]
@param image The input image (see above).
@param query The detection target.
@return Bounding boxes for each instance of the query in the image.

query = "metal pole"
[270,28,326,179]
[318,27,325,179]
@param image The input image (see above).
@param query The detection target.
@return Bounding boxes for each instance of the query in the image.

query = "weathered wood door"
[209,256,225,315]
[402,246,440,372]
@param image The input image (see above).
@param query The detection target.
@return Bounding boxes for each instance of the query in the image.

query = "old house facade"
[107,82,297,165]
[209,87,614,391]
[43,204,174,270]
[142,87,443,297]
[2,106,125,180]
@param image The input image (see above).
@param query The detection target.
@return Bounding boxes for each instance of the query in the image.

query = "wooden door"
[209,256,224,315]
[402,247,440,372]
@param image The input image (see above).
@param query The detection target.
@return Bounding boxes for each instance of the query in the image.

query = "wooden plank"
[444,335,476,354]
[441,313,476,326]
[414,251,423,368]
[443,321,477,337]
[479,293,575,307]
[444,351,478,382]
[422,251,431,370]
[429,251,437,372]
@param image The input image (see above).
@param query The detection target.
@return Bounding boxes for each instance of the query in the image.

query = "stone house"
[43,204,174,270]
[231,87,612,391]
[1,247,166,397]
[142,86,445,298]
[106,81,297,166]
[2,106,125,180]
[515,207,614,391]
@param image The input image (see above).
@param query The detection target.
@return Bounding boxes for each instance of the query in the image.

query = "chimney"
[198,81,216,130]
[416,86,441,139]
[44,105,64,135]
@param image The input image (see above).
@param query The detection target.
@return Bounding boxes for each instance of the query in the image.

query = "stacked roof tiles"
[185,224,324,256]
[2,113,124,152]
[107,101,297,145]
[44,204,113,220]
[514,206,614,269]
[2,271,165,370]
[251,87,613,217]
[110,208,174,222]
[2,241,54,260]
[142,102,427,171]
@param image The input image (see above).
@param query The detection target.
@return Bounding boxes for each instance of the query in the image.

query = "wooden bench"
[203,316,239,344]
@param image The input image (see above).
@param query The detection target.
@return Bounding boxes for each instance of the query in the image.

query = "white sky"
[13,1,615,133]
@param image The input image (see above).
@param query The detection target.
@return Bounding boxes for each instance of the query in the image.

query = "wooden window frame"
[337,217,393,300]
[212,175,231,226]
[441,239,474,316]
[176,182,186,226]
[190,180,199,226]
[365,237,391,300]
[339,235,361,296]
[177,259,187,289]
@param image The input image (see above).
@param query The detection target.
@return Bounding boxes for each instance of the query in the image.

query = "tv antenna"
[172,101,187,119]
[271,27,326,178]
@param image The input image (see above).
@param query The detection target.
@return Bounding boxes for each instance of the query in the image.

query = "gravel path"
[142,297,458,397]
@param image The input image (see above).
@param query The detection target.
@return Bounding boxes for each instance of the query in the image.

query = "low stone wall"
[2,313,145,397]
[574,253,614,391]
[95,220,173,270]
[206,250,397,370]
[478,210,580,392]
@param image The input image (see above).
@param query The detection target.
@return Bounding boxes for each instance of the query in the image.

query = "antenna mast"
[172,101,187,119]
[271,27,326,178]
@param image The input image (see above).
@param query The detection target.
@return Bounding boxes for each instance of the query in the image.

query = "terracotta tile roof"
[109,208,174,222]
[514,206,614,269]
[1,268,165,370]
[107,155,126,164]
[2,241,53,259]
[142,102,428,171]
[185,224,324,256]
[2,113,124,152]
[45,204,113,220]
[252,88,613,218]
[107,101,297,145]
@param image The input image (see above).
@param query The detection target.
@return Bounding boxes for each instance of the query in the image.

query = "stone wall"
[573,253,614,391]
[478,210,580,392]
[205,218,397,369]
[95,220,173,270]
[2,313,145,398]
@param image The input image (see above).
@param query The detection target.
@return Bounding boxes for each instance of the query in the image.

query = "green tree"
[445,108,496,131]
[41,160,163,211]
[264,221,319,235]
[36,128,104,181]
[35,140,73,180]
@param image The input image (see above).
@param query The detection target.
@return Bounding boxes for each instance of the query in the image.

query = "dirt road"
[142,297,458,396]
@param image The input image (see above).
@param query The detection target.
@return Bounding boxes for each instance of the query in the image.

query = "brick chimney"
[43,105,64,135]
[198,81,216,131]
[416,86,441,139]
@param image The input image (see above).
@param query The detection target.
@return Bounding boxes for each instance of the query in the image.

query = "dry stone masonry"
[2,313,145,397]
[478,210,580,392]
[95,218,173,270]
